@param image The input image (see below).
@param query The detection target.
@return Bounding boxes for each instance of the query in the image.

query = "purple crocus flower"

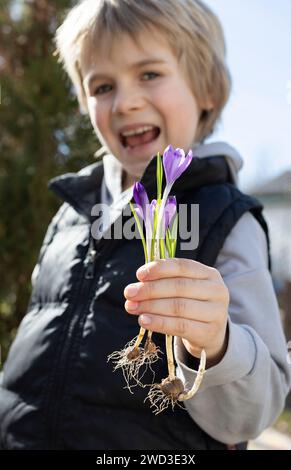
[163,145,193,186]
[149,199,157,228]
[134,206,143,222]
[133,182,149,220]
[133,183,155,259]
[164,196,177,230]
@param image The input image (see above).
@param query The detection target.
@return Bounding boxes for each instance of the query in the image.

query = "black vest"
[0,155,269,450]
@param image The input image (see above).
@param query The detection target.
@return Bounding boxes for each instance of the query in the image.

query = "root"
[144,347,206,415]
[138,337,163,389]
[107,335,163,393]
[107,336,145,393]
[144,377,185,415]
[144,376,186,415]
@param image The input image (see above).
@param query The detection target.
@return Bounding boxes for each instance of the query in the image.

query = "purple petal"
[174,149,193,181]
[164,196,177,229]
[162,146,193,185]
[148,199,157,226]
[135,206,144,221]
[133,182,149,219]
[174,148,185,159]
[162,145,176,184]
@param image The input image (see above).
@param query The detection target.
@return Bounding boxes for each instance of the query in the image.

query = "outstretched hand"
[124,258,229,368]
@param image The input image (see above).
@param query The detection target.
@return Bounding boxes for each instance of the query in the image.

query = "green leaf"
[164,214,178,258]
[171,214,178,257]
[159,238,166,259]
[165,228,172,257]
[156,152,163,202]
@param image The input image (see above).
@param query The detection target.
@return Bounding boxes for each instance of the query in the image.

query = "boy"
[0,0,290,450]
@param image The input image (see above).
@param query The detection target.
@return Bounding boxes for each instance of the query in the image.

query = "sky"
[205,0,291,190]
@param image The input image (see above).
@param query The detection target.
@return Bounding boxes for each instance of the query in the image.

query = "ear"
[200,96,215,112]
[204,103,215,112]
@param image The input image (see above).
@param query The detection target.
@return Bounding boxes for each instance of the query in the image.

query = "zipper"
[83,238,98,279]
[46,228,120,448]
[46,233,103,448]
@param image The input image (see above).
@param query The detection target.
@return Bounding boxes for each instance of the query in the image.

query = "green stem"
[155,185,171,257]
[159,238,166,259]
[178,349,206,400]
[130,202,148,263]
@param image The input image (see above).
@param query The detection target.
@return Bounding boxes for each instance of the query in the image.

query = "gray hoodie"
[101,141,291,445]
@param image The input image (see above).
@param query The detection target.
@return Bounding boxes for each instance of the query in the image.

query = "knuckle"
[176,318,187,337]
[217,283,230,305]
[194,278,203,294]
[213,268,223,281]
[140,299,149,312]
[172,297,179,316]
[210,277,229,303]
[149,260,159,275]
[157,315,165,332]
[204,266,219,281]
[222,288,230,305]
[211,303,224,322]
[173,297,186,317]
[145,280,156,298]
[208,266,218,278]
[175,277,187,296]
[211,282,224,299]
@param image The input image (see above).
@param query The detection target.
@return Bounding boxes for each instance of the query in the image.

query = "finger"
[136,258,217,282]
[124,278,221,302]
[125,297,217,322]
[138,313,208,345]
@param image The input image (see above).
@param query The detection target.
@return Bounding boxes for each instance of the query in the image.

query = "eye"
[142,71,160,81]
[93,84,112,95]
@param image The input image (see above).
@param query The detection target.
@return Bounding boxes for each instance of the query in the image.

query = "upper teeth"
[121,125,154,137]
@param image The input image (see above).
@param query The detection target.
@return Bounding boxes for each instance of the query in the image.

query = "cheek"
[153,84,177,115]
[160,85,200,145]
[176,89,200,132]
[153,81,196,125]
[87,98,107,133]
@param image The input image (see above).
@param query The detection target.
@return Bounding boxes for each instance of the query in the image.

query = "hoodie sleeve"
[174,211,291,445]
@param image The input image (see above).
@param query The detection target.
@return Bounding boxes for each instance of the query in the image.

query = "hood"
[48,141,243,218]
[193,141,243,185]
[102,141,243,204]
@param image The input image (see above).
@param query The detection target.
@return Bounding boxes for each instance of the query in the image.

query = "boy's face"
[82,28,201,183]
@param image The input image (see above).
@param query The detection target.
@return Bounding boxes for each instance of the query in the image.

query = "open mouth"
[119,125,161,149]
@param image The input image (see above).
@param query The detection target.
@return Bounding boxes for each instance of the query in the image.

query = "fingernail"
[137,265,148,279]
[140,314,151,325]
[124,284,138,297]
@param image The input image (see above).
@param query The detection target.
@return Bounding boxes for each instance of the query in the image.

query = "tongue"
[125,128,158,148]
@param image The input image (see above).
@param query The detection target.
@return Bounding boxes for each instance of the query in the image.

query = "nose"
[112,84,145,115]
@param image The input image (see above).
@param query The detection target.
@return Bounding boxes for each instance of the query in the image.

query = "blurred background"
[0,0,290,448]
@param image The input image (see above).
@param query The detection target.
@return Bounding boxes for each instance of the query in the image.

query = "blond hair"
[55,0,231,142]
